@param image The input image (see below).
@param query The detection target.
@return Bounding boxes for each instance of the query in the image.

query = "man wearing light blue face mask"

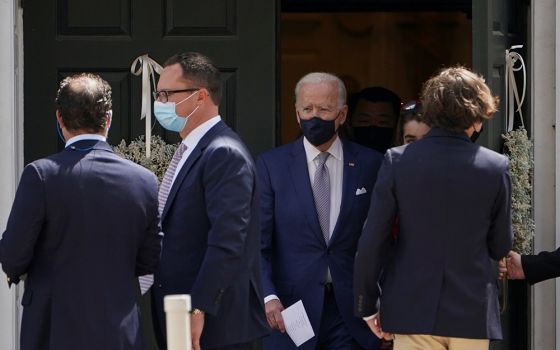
[153,84,200,132]
[150,52,268,350]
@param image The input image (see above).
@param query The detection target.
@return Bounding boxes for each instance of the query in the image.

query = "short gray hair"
[294,72,347,107]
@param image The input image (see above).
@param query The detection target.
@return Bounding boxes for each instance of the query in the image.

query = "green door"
[24,1,277,348]
[24,0,277,163]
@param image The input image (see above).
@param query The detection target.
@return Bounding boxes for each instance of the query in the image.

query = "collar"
[303,135,343,164]
[424,127,471,142]
[181,115,221,150]
[65,134,106,147]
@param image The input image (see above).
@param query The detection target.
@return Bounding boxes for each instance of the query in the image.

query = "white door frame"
[532,0,559,349]
[0,1,24,349]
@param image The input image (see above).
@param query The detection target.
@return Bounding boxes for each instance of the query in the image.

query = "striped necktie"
[312,152,331,243]
[139,143,188,295]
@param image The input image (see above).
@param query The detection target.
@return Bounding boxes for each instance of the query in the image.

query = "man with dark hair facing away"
[0,73,161,350]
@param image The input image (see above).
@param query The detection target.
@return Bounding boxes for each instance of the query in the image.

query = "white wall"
[0,0,23,349]
[532,0,558,349]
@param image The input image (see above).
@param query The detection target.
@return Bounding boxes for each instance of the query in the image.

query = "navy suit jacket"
[354,128,513,340]
[257,137,383,350]
[152,121,269,349]
[523,248,560,284]
[0,140,161,350]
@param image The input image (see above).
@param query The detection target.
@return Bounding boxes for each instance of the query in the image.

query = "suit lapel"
[330,140,359,245]
[289,138,327,246]
[161,121,228,221]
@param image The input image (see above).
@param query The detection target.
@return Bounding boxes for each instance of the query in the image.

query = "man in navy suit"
[257,72,383,350]
[0,73,161,350]
[354,67,513,350]
[150,52,268,350]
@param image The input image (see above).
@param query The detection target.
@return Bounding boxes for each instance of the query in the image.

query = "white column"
[556,2,560,349]
[0,1,24,350]
[532,0,557,349]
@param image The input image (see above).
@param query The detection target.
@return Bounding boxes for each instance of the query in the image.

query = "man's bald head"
[55,73,112,133]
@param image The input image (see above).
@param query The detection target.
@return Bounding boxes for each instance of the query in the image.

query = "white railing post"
[164,294,192,350]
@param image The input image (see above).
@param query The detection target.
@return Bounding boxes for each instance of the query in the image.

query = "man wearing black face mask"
[354,67,512,350]
[256,72,384,350]
[348,87,401,154]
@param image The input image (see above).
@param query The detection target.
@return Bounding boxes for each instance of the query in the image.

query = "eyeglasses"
[153,88,199,103]
[402,100,421,112]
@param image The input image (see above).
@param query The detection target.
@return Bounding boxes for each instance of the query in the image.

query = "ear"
[295,106,301,125]
[475,117,483,131]
[338,105,348,125]
[56,110,65,129]
[197,88,208,104]
[105,110,112,129]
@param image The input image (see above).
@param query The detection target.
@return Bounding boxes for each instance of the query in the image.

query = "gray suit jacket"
[354,128,512,340]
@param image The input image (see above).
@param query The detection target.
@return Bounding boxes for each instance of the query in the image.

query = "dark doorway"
[279,6,472,144]
[279,1,530,350]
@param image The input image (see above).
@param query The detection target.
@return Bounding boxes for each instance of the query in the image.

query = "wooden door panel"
[57,0,132,36]
[24,0,276,163]
[164,0,237,36]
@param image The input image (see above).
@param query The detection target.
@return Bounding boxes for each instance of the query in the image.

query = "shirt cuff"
[363,314,375,321]
[264,294,280,304]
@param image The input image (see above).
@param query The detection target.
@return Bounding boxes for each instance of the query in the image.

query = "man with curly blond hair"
[354,67,513,350]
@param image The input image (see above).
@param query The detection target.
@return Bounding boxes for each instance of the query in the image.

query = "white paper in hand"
[280,300,315,347]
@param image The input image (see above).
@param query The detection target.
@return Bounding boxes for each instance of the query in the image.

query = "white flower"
[502,127,534,255]
[114,135,178,183]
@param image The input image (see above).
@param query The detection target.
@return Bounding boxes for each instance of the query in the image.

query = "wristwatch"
[191,308,204,315]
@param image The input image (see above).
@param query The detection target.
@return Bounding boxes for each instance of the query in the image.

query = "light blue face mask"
[154,92,199,132]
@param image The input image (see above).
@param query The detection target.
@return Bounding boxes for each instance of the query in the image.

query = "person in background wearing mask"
[395,101,431,146]
[150,52,268,350]
[257,72,383,350]
[354,67,512,350]
[348,87,401,154]
[0,73,161,350]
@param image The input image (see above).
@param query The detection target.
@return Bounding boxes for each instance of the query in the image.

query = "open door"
[472,1,530,349]
[23,0,277,163]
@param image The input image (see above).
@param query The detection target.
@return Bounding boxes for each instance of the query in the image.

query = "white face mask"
[154,92,199,132]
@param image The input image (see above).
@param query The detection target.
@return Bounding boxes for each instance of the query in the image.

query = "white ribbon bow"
[131,54,163,158]
[505,45,526,132]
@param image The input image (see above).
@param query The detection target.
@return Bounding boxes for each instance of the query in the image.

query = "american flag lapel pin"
[348,162,355,167]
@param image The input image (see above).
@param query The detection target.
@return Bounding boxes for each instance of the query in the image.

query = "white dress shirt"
[65,134,106,147]
[170,115,221,187]
[264,136,344,304]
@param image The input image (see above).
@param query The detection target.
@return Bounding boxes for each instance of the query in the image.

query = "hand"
[365,312,394,341]
[191,311,205,350]
[498,257,508,279]
[265,299,286,332]
[506,251,526,280]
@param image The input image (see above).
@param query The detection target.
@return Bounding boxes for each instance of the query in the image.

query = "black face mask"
[300,116,336,147]
[353,126,394,153]
[470,125,484,143]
